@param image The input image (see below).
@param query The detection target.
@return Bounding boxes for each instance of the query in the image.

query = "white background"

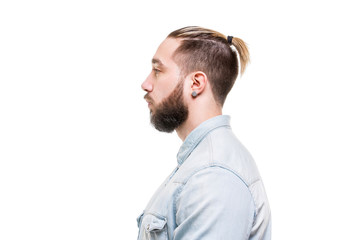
[1,0,359,239]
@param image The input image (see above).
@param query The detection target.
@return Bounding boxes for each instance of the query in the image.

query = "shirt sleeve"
[173,166,255,240]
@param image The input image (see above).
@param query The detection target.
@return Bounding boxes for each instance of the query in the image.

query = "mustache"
[144,93,153,103]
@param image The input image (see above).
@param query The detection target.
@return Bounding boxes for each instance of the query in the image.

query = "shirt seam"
[174,165,257,216]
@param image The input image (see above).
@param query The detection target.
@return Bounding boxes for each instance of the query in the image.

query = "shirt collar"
[176,115,231,165]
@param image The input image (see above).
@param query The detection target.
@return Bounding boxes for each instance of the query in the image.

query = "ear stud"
[191,91,198,98]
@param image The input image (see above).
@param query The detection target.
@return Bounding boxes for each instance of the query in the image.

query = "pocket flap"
[142,214,167,232]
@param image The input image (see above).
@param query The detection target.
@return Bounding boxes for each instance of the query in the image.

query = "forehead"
[152,38,181,68]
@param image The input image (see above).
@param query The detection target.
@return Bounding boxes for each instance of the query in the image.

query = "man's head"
[142,26,250,133]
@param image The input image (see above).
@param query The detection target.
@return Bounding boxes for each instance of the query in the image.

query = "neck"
[176,106,222,142]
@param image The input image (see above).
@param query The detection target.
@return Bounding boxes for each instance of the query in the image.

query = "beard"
[147,79,189,133]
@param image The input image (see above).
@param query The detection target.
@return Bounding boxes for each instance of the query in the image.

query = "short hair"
[168,26,250,106]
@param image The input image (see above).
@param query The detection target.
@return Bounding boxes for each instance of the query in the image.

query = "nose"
[141,75,153,92]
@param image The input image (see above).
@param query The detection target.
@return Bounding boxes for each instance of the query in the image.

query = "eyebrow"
[152,58,164,67]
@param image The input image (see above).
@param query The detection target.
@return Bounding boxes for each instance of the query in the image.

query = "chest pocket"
[137,213,168,240]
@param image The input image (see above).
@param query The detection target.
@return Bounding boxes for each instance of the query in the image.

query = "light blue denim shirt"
[137,115,271,240]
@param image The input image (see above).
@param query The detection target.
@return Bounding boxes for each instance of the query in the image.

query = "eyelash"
[153,68,160,75]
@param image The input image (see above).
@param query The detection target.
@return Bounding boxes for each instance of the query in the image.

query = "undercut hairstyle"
[168,26,250,106]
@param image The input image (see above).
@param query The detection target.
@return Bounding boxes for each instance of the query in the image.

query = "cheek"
[158,77,179,97]
[151,89,167,106]
[164,77,179,93]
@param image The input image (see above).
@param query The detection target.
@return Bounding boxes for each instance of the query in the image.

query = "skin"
[141,37,222,141]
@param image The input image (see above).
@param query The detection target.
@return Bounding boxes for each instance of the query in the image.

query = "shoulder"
[175,166,256,229]
[177,166,254,203]
[208,127,262,186]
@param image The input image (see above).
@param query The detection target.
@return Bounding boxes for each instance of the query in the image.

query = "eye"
[153,68,160,76]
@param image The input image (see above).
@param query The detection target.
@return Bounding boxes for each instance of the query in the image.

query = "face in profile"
[142,38,189,133]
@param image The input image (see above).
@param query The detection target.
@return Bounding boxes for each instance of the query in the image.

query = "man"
[138,26,271,240]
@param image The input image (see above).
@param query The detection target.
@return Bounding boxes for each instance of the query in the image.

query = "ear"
[190,71,207,97]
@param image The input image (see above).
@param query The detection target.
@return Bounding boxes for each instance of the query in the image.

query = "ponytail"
[231,37,250,76]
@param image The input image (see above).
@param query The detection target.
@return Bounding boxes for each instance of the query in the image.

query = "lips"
[144,94,153,105]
